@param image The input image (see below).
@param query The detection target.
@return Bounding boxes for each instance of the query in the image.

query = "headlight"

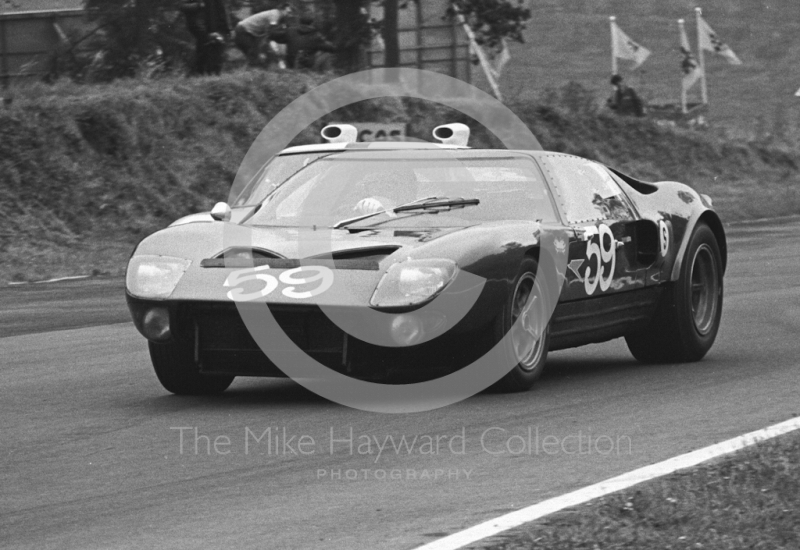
[126,255,192,299]
[370,259,458,308]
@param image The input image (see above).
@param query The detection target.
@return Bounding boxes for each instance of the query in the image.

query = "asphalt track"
[1,219,798,550]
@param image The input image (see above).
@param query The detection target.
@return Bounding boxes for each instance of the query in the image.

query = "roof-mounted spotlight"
[432,123,470,147]
[321,124,358,143]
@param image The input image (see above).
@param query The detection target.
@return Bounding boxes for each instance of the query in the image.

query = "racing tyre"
[149,340,234,395]
[625,222,723,363]
[492,258,551,392]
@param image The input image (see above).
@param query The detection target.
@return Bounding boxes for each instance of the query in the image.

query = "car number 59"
[584,224,616,295]
[223,265,334,302]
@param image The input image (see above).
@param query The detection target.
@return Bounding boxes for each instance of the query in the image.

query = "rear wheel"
[626,222,723,363]
[492,258,551,392]
[149,340,234,395]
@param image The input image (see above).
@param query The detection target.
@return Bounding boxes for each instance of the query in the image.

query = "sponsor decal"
[568,259,585,280]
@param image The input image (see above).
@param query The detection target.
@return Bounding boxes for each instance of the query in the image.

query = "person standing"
[285,15,337,70]
[234,3,294,67]
[181,0,232,75]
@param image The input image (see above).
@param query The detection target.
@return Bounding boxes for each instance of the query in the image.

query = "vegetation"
[482,430,800,550]
[2,72,800,282]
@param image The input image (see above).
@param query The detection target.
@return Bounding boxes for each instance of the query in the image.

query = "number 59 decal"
[223,265,334,302]
[585,224,616,295]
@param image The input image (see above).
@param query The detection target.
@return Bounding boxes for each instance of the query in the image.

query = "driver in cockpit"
[353,170,417,216]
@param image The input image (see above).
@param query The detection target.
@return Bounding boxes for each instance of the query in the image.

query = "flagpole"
[454,8,503,101]
[695,7,709,104]
[678,18,688,114]
[610,16,618,75]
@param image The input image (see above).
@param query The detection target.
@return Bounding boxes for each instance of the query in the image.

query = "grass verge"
[477,429,800,550]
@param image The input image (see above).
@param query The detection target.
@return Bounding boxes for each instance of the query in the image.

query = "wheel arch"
[670,209,727,281]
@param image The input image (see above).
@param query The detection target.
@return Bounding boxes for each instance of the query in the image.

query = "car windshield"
[245,152,558,228]
[233,152,331,207]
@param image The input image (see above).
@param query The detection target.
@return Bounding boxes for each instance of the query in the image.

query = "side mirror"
[210,202,232,222]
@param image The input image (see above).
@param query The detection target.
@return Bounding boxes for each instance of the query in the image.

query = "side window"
[539,155,635,224]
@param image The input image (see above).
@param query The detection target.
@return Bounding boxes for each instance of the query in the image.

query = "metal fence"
[298,0,471,86]
[1,2,471,88]
[368,1,471,84]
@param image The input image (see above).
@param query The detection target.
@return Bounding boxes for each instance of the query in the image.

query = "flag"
[698,16,742,65]
[468,38,511,78]
[611,21,651,69]
[489,39,511,79]
[679,22,703,91]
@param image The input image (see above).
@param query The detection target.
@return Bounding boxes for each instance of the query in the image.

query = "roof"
[0,0,83,14]
[279,142,469,155]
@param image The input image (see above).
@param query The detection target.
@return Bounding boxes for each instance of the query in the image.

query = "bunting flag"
[697,15,742,65]
[679,22,703,92]
[611,20,651,69]
[488,39,511,79]
[467,38,511,78]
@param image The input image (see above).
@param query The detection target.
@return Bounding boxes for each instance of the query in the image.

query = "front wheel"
[626,222,723,363]
[491,258,551,392]
[149,340,234,395]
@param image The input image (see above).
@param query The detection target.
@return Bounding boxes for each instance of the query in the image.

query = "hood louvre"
[307,246,400,262]
[200,258,380,270]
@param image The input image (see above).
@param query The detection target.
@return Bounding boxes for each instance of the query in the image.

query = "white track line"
[8,275,91,286]
[33,275,90,284]
[414,416,800,550]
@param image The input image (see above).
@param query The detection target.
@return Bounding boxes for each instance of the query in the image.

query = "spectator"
[181,0,232,75]
[607,74,645,117]
[285,15,337,70]
[234,3,294,67]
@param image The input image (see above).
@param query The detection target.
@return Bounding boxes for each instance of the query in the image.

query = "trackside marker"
[413,416,800,550]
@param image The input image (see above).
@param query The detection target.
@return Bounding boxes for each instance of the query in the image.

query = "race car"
[126,123,725,395]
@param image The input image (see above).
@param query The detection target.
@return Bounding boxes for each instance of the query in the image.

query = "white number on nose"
[224,265,279,302]
[280,266,334,299]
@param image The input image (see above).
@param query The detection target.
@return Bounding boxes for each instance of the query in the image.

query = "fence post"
[0,17,8,92]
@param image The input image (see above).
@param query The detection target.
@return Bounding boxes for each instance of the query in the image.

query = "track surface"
[2,220,799,550]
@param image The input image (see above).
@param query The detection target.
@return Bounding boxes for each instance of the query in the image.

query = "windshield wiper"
[393,197,479,212]
[345,198,481,229]
[332,196,445,229]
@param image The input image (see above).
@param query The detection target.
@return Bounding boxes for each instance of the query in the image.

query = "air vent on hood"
[200,246,398,270]
[217,247,285,260]
[307,246,400,263]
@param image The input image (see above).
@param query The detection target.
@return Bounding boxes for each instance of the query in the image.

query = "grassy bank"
[481,429,800,550]
[2,71,800,282]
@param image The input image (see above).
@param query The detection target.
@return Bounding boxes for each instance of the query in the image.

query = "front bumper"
[127,294,488,380]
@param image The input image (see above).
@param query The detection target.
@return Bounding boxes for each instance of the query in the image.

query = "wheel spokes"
[689,245,719,335]
[510,277,544,369]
